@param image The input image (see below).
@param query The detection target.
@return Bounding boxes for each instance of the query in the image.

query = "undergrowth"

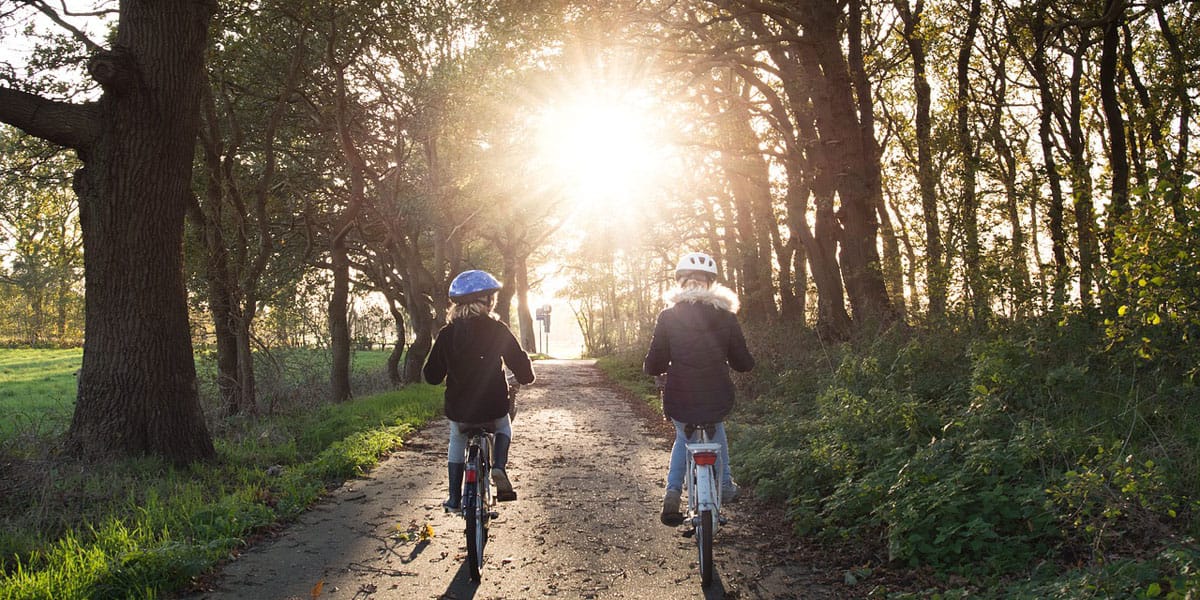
[597,317,1200,597]
[0,384,442,600]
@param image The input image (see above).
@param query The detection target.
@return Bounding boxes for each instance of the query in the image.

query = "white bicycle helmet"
[674,252,718,278]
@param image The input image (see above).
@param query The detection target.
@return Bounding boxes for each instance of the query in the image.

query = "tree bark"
[0,1,219,463]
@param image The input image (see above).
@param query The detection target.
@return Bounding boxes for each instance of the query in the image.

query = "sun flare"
[533,93,670,210]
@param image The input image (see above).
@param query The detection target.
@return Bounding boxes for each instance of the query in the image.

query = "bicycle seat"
[683,423,718,438]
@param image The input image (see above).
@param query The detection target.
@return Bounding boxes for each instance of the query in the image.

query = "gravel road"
[185,359,833,599]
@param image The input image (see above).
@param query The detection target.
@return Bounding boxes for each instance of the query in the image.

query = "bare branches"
[19,0,106,54]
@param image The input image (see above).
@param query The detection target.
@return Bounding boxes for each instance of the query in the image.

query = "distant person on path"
[643,252,755,526]
[424,269,535,510]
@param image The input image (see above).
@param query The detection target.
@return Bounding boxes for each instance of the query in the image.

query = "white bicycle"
[682,422,724,587]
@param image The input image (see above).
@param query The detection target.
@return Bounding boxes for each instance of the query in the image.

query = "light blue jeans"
[448,415,512,462]
[666,419,733,492]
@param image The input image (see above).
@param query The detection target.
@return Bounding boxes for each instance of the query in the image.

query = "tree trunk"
[495,248,517,325]
[329,242,352,402]
[403,280,435,384]
[1029,17,1070,309]
[1099,0,1129,257]
[956,0,988,323]
[327,39,366,403]
[517,255,536,352]
[896,0,946,320]
[808,1,896,327]
[22,1,219,463]
[1065,43,1099,312]
[386,302,405,386]
[719,92,776,322]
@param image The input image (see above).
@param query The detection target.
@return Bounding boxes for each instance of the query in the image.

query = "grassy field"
[0,348,397,439]
[0,346,442,600]
[0,348,82,438]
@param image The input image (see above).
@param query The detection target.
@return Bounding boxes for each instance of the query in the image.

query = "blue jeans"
[665,419,733,492]
[448,415,512,462]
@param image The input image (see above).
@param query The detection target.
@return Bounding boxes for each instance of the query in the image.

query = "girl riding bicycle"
[424,269,535,510]
[643,252,755,526]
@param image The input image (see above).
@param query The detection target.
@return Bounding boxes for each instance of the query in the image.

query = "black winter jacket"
[423,315,535,423]
[643,285,755,424]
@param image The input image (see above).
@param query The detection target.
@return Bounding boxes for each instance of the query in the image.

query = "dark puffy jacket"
[643,285,755,424]
[423,315,535,423]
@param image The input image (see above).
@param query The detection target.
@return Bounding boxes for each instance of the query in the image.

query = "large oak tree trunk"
[55,0,216,463]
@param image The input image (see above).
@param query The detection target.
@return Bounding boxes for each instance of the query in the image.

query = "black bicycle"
[457,425,496,581]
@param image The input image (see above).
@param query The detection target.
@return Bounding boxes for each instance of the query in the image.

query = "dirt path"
[185,360,835,599]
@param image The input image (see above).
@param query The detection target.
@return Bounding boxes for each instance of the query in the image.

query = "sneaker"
[442,497,460,512]
[661,489,684,526]
[493,467,517,502]
[721,481,740,504]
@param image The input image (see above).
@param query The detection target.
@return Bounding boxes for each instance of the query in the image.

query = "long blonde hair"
[449,293,497,322]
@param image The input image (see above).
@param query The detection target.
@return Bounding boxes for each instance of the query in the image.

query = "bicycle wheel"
[464,450,488,580]
[698,509,714,587]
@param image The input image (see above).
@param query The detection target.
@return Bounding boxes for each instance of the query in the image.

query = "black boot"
[492,434,516,502]
[444,462,464,511]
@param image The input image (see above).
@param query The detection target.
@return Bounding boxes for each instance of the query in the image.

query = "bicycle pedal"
[487,511,500,519]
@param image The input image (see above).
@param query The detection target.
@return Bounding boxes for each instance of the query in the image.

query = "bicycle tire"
[698,509,714,587]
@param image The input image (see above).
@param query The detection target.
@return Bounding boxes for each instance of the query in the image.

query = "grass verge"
[594,354,661,413]
[0,383,443,600]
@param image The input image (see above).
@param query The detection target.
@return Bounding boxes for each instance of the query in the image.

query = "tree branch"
[0,87,99,150]
[22,0,106,54]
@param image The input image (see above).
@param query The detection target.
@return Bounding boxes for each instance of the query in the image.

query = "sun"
[532,91,671,210]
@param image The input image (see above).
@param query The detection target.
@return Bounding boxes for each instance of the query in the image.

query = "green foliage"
[1105,200,1200,377]
[0,382,442,599]
[728,321,1199,591]
[0,127,84,347]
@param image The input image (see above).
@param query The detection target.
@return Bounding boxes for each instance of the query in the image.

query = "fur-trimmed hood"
[663,283,740,313]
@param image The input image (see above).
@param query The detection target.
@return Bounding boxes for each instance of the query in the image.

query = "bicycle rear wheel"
[464,449,488,580]
[698,509,714,587]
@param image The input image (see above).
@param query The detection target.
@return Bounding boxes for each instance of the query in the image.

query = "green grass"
[0,383,443,600]
[0,348,82,437]
[0,348,395,439]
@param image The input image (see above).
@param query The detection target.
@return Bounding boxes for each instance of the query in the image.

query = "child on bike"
[643,252,755,526]
[424,269,535,510]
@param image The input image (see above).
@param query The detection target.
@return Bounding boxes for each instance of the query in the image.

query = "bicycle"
[456,425,495,581]
[453,382,519,581]
[683,422,724,587]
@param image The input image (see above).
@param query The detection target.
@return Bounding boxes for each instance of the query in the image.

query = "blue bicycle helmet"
[448,269,502,300]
